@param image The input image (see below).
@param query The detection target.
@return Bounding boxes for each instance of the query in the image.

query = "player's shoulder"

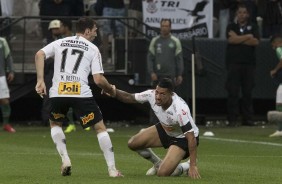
[135,89,154,99]
[173,94,189,109]
[170,35,180,41]
[0,37,7,42]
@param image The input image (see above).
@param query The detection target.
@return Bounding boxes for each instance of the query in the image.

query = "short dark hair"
[236,3,249,13]
[158,78,174,92]
[76,17,96,34]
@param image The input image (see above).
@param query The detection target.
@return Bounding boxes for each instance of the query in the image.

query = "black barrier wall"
[180,38,278,100]
[117,38,278,100]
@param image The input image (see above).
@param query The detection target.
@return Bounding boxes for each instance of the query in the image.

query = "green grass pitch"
[0,124,282,184]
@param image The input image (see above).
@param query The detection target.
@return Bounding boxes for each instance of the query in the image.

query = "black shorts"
[155,123,199,159]
[49,97,103,128]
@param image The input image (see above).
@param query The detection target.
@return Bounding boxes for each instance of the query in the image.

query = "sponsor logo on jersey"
[52,112,65,119]
[81,112,94,125]
[58,82,81,95]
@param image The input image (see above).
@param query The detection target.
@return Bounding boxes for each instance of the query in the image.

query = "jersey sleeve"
[41,42,55,59]
[0,37,10,59]
[91,49,104,74]
[178,105,194,135]
[134,90,154,103]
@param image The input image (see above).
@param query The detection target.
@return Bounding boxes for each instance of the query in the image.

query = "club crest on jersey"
[182,109,187,115]
[81,112,94,125]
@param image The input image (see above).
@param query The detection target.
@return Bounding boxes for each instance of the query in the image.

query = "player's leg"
[146,124,193,176]
[157,145,186,176]
[269,84,282,137]
[50,121,71,176]
[128,126,163,168]
[268,111,282,137]
[0,76,15,133]
[94,120,123,177]
[49,98,71,176]
[75,97,122,177]
[0,98,15,133]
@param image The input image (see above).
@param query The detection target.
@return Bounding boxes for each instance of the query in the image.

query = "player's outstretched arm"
[115,89,137,104]
[93,73,116,97]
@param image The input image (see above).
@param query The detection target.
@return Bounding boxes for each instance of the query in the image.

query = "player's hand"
[175,76,183,86]
[7,72,14,83]
[188,166,201,179]
[228,30,237,37]
[151,73,157,81]
[35,80,46,98]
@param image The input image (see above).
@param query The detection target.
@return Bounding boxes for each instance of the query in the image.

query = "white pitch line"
[202,137,282,147]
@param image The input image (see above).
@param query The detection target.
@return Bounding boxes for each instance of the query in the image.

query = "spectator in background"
[217,0,257,39]
[217,0,231,39]
[225,3,259,127]
[0,36,15,133]
[46,19,62,43]
[147,18,184,124]
[257,0,282,38]
[39,0,84,44]
[95,0,125,65]
[0,0,14,41]
[12,0,41,38]
[128,0,143,38]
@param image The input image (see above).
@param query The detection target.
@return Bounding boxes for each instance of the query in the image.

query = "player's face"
[51,28,61,37]
[155,86,172,108]
[88,25,98,41]
[160,20,171,37]
[236,7,249,24]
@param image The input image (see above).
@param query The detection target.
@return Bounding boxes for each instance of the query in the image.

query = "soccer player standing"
[0,37,16,133]
[34,17,123,177]
[269,35,282,137]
